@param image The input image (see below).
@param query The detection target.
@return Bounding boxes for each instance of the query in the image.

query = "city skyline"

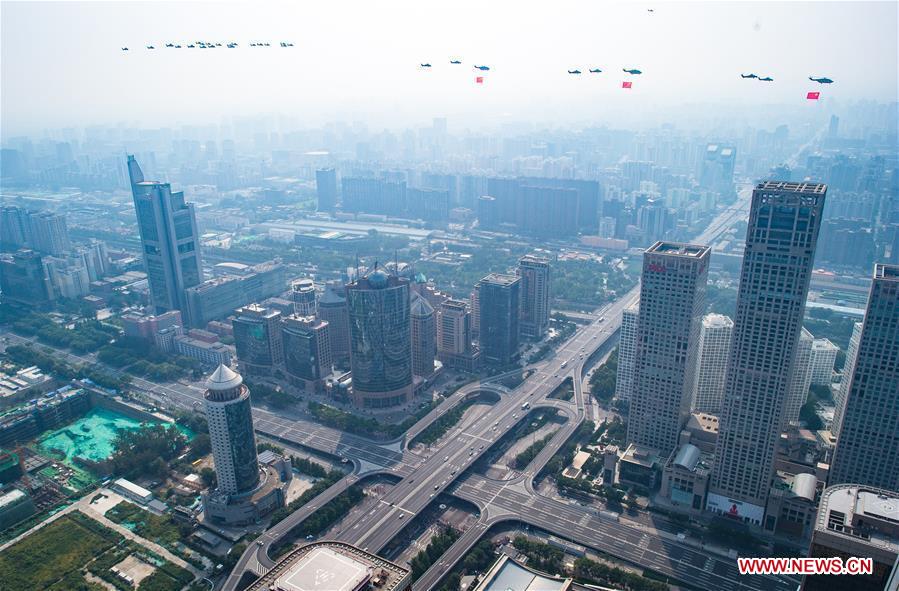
[0,2,897,590]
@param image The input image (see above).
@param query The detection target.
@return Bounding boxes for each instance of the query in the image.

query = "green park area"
[0,511,193,591]
[33,407,193,492]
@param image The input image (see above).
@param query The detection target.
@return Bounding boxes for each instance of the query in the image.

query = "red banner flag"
[476,76,484,84]
[807,91,820,100]
[622,81,632,89]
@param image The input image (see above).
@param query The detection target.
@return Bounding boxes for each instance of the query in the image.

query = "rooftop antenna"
[394,249,399,276]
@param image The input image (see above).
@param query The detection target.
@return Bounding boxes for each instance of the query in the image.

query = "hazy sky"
[2,1,897,135]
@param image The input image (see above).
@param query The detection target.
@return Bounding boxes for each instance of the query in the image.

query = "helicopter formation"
[121,41,293,51]
[119,33,836,97]
[419,57,834,95]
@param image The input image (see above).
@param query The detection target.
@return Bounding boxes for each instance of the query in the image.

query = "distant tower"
[232,304,284,377]
[25,211,71,255]
[478,273,521,367]
[518,255,551,340]
[808,338,839,386]
[346,267,413,407]
[291,278,316,316]
[411,295,436,377]
[470,283,481,339]
[831,321,863,439]
[128,155,202,315]
[316,168,338,211]
[204,365,259,495]
[614,302,639,402]
[783,328,814,425]
[829,264,899,490]
[317,281,350,364]
[627,242,709,457]
[691,313,733,415]
[709,181,826,523]
[477,195,498,229]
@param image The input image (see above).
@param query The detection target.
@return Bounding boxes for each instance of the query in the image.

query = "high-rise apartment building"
[281,315,332,392]
[233,304,284,377]
[0,206,27,250]
[316,168,338,211]
[808,338,839,386]
[614,302,639,402]
[478,273,521,367]
[700,144,736,197]
[346,268,413,408]
[829,264,899,490]
[831,321,863,439]
[691,314,733,415]
[204,365,259,495]
[410,295,436,377]
[709,181,826,524]
[25,211,71,256]
[0,206,71,256]
[317,281,350,364]
[470,283,481,339]
[518,255,551,340]
[627,242,709,457]
[128,155,202,315]
[783,328,814,425]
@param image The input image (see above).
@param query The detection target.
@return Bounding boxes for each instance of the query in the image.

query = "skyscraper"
[316,168,338,211]
[700,144,736,197]
[829,264,899,490]
[233,304,284,377]
[614,302,639,402]
[0,206,27,250]
[128,155,202,315]
[0,249,53,305]
[831,321,863,439]
[691,313,733,415]
[346,268,413,408]
[317,281,350,364]
[24,210,71,255]
[469,283,481,339]
[478,273,521,367]
[281,315,332,392]
[709,181,826,524]
[437,299,479,371]
[627,242,709,457]
[783,328,814,425]
[410,295,436,377]
[204,365,259,495]
[808,338,839,386]
[518,255,551,340]
[291,278,317,316]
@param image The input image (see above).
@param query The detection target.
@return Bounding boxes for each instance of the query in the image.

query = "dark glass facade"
[346,271,412,397]
[479,273,521,367]
[128,155,202,315]
[224,394,260,494]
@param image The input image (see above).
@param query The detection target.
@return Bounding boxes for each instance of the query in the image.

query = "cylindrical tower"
[291,278,316,317]
[345,267,413,407]
[203,365,259,496]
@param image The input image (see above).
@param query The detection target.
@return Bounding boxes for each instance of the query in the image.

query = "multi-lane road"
[214,182,797,591]
[2,181,791,591]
